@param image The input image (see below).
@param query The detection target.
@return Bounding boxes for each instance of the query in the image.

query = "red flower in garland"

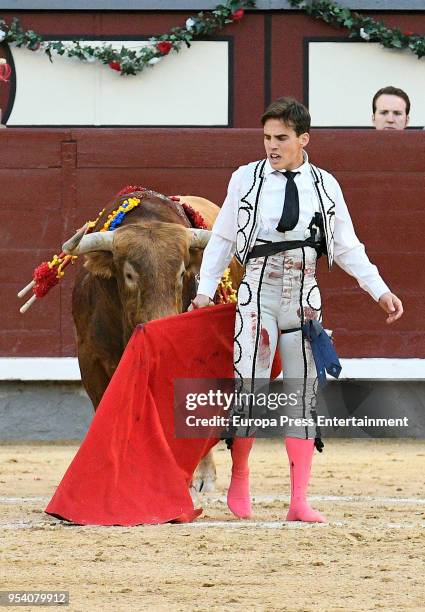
[109,61,121,72]
[404,31,413,37]
[156,41,173,55]
[231,9,245,21]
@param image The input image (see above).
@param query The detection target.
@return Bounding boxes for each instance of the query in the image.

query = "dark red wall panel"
[73,128,267,168]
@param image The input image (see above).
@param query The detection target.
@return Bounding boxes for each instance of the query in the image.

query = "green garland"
[288,0,425,59]
[0,0,423,77]
[0,0,254,76]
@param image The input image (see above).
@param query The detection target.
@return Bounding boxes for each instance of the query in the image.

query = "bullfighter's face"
[263,118,309,171]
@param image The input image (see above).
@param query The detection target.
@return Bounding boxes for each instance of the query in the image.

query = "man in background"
[372,86,410,130]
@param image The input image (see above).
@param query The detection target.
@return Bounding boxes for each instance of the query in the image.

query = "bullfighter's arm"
[198,235,235,299]
[196,166,244,300]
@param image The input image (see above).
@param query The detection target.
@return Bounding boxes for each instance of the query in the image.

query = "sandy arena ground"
[0,439,424,612]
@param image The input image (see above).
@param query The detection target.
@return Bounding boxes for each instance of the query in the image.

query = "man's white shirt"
[198,153,390,302]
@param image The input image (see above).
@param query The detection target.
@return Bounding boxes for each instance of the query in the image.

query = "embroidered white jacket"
[198,158,390,302]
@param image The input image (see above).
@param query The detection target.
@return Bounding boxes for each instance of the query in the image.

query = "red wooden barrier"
[1,128,423,357]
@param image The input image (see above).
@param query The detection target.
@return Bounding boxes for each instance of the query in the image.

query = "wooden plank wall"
[1,128,423,358]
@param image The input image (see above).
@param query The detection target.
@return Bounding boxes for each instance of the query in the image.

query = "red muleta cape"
[45,303,281,526]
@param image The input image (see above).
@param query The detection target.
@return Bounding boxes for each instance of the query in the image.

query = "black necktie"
[276,171,300,232]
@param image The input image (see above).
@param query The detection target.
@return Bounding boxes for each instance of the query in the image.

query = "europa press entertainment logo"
[173,378,313,439]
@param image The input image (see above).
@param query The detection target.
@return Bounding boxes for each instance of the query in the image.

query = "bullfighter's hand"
[188,294,213,311]
[378,292,403,324]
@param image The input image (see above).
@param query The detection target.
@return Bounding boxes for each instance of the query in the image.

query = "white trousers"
[234,246,322,439]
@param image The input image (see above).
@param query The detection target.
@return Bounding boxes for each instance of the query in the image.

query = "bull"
[63,188,238,493]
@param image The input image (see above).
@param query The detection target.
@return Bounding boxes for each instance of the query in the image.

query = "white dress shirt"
[257,155,318,240]
[198,154,390,302]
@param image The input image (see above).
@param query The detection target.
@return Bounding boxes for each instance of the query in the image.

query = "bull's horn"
[61,223,89,254]
[188,228,212,249]
[62,231,114,255]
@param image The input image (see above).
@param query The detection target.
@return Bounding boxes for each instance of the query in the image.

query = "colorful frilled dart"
[18,211,104,314]
[215,268,237,305]
[170,196,209,230]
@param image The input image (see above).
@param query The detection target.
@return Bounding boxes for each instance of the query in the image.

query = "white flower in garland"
[0,29,6,42]
[148,57,162,66]
[57,41,74,52]
[185,18,197,32]
[360,28,371,41]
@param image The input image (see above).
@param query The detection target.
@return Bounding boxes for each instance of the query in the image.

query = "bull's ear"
[83,252,115,279]
[187,247,204,273]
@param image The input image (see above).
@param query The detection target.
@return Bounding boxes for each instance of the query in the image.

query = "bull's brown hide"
[72,191,241,409]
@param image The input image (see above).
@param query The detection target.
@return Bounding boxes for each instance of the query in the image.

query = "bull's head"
[63,222,211,342]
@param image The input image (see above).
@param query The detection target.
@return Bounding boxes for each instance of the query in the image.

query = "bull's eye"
[123,262,139,287]
[178,265,187,285]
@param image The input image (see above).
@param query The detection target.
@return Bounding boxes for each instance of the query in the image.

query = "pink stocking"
[227,437,254,519]
[285,437,326,523]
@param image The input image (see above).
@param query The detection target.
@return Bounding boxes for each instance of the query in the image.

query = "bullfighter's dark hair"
[372,86,410,115]
[261,97,311,135]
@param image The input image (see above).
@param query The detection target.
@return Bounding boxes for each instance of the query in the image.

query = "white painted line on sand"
[204,494,425,505]
[1,495,425,505]
[1,494,424,531]
[0,520,424,531]
[0,497,49,504]
[177,521,425,530]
